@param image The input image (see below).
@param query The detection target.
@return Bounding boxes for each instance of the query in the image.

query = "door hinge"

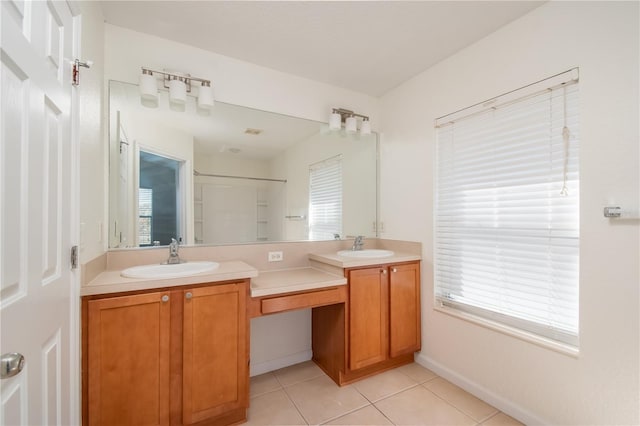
[70,245,79,269]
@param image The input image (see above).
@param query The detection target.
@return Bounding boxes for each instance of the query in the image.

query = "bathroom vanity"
[80,242,421,426]
[81,262,257,426]
[309,253,421,385]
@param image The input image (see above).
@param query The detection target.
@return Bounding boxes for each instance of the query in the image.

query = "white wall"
[78,3,105,262]
[104,24,378,125]
[380,2,639,424]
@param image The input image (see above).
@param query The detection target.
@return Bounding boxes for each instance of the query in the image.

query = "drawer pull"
[391,268,397,273]
[161,295,169,303]
[185,292,193,300]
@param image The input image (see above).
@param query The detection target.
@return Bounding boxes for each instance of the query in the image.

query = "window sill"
[433,304,580,358]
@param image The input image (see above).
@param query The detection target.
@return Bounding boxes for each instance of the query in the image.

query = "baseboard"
[415,353,548,425]
[250,350,313,377]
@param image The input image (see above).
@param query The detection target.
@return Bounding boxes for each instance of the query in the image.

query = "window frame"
[433,69,580,353]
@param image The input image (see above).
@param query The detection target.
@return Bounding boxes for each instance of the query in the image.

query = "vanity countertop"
[81,260,259,297]
[308,251,421,268]
[250,267,346,298]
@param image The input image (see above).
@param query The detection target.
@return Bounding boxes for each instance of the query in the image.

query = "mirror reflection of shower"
[138,151,183,246]
[194,172,286,245]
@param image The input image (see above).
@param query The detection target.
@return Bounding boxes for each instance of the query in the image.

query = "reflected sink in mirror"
[337,249,394,258]
[121,261,220,279]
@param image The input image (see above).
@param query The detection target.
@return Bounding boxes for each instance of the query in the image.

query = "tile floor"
[248,361,524,425]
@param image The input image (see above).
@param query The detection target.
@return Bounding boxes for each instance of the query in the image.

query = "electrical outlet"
[268,251,284,262]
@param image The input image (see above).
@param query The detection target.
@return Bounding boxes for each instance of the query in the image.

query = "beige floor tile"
[250,372,282,398]
[482,412,525,426]
[274,361,325,387]
[423,377,498,422]
[352,368,418,402]
[395,362,438,383]
[375,386,476,426]
[323,405,393,425]
[285,375,369,425]
[246,389,307,425]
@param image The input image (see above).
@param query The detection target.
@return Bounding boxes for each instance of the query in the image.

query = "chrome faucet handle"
[167,238,181,264]
[352,235,364,250]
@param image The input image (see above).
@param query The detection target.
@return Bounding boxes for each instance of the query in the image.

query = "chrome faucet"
[166,238,182,264]
[352,235,364,251]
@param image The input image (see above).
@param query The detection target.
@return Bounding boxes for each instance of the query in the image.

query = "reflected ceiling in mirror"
[108,80,378,249]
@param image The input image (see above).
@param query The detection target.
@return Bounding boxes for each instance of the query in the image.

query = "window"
[138,187,153,246]
[309,155,342,240]
[435,70,580,347]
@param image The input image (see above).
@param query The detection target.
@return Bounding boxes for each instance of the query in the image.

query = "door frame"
[69,7,82,426]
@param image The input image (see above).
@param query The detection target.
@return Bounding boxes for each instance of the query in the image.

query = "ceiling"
[100,1,544,97]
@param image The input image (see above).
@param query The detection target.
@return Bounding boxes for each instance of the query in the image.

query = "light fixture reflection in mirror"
[108,80,378,249]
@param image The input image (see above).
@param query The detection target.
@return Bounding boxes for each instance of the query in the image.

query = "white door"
[1,1,77,425]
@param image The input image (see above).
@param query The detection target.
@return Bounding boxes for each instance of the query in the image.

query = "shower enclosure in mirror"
[109,80,378,248]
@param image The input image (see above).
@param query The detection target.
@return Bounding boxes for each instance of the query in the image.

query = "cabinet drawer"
[261,288,343,314]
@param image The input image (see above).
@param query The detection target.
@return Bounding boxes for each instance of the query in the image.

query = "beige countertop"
[308,251,421,268]
[81,260,258,296]
[250,267,346,298]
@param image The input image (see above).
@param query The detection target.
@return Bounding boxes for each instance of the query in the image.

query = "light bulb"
[198,82,214,109]
[329,111,341,130]
[345,116,357,133]
[360,118,371,135]
[139,70,158,107]
[169,78,187,105]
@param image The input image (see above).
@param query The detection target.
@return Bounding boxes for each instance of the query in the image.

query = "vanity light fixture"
[139,67,214,111]
[329,108,371,135]
[139,69,159,107]
[198,81,214,109]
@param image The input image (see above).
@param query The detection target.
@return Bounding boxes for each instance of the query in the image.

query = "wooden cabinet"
[348,267,389,370]
[182,284,248,425]
[388,263,421,358]
[313,261,421,385]
[83,280,249,426]
[86,291,171,426]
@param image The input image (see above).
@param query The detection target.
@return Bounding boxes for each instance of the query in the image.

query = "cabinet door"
[182,283,248,424]
[389,262,421,357]
[87,292,171,426]
[349,267,389,370]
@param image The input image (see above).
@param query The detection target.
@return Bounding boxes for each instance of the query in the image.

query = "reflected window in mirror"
[138,150,182,246]
[309,155,342,240]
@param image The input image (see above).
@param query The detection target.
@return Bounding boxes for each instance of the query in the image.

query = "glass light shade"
[198,84,214,109]
[139,72,158,106]
[345,116,357,133]
[169,78,187,105]
[360,119,371,135]
[329,112,341,130]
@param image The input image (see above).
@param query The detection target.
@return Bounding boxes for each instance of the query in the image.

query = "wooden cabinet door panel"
[182,283,248,424]
[389,263,421,358]
[348,268,388,370]
[87,292,171,426]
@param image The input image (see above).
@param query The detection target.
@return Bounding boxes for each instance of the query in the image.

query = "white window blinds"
[309,156,342,240]
[138,187,153,246]
[435,73,580,347]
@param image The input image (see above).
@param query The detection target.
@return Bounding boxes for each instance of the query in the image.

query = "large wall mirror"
[108,80,378,248]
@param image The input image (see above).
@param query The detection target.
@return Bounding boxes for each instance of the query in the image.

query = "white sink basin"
[337,249,394,258]
[121,261,220,279]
